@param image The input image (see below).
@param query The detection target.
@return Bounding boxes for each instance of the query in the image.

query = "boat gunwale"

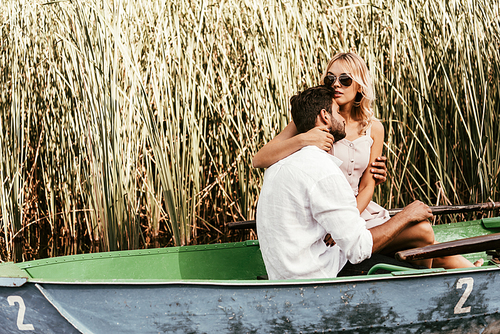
[23,263,500,286]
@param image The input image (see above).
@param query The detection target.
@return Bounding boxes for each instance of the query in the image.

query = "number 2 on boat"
[454,277,473,314]
[7,296,35,331]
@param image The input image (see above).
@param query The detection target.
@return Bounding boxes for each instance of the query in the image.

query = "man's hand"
[400,200,433,223]
[301,127,334,152]
[370,156,387,186]
[370,200,433,254]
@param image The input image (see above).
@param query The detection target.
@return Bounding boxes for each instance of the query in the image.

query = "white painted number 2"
[454,277,473,314]
[7,296,35,331]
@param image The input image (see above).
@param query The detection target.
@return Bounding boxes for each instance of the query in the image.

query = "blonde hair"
[320,52,375,134]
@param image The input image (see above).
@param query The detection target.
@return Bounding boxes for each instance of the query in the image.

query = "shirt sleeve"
[309,173,373,264]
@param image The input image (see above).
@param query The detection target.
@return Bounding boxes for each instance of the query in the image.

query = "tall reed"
[0,0,498,262]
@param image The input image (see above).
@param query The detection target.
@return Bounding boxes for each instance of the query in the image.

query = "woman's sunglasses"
[324,73,353,87]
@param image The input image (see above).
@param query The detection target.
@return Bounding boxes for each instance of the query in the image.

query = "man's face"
[328,101,346,142]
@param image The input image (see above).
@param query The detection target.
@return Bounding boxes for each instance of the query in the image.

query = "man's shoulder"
[292,146,341,164]
[272,146,343,178]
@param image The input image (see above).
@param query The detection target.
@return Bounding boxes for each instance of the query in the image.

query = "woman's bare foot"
[432,255,484,269]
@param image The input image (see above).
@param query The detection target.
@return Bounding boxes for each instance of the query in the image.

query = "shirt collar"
[302,146,343,167]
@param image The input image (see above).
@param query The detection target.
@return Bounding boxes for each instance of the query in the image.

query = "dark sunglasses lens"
[324,75,335,86]
[339,75,352,87]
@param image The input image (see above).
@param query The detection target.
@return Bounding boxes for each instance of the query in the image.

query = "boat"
[1,216,500,333]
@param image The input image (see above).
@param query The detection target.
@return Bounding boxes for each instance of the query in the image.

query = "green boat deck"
[433,217,500,263]
[14,240,267,282]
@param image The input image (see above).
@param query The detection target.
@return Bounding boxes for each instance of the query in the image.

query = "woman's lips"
[334,91,343,98]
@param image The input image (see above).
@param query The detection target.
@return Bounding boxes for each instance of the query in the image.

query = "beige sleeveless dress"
[329,126,390,228]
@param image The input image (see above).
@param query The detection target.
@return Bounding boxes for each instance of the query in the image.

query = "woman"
[253,52,481,268]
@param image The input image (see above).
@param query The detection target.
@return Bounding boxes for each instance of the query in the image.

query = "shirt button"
[349,143,353,147]
[350,159,354,163]
[348,172,352,176]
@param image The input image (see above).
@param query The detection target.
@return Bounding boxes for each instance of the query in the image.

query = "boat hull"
[0,283,80,333]
[1,218,500,333]
[2,267,500,333]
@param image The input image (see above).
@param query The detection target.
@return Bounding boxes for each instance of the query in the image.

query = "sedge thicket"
[1,0,499,262]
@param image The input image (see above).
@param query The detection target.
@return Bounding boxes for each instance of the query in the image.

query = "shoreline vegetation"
[1,0,499,262]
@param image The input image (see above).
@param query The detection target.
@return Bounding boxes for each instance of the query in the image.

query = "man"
[256,86,433,280]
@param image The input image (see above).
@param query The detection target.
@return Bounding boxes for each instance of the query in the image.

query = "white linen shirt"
[256,146,373,280]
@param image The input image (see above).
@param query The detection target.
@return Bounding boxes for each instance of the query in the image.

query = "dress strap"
[365,124,372,136]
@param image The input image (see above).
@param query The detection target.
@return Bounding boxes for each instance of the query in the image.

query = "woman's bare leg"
[431,246,484,268]
[379,220,435,268]
[378,220,483,269]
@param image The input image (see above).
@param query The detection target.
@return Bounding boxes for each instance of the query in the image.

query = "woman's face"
[326,61,360,108]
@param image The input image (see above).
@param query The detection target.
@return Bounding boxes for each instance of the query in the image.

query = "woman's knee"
[414,220,435,245]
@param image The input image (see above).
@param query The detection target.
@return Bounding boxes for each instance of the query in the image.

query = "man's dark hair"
[290,86,336,133]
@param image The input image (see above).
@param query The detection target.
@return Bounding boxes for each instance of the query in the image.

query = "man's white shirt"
[256,146,373,280]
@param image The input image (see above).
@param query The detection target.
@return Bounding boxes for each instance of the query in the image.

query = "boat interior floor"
[337,253,426,277]
[256,254,430,280]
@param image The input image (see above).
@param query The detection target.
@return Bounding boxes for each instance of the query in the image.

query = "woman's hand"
[301,127,334,152]
[370,156,387,186]
[324,234,336,247]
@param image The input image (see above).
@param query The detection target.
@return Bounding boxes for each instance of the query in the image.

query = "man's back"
[256,146,373,280]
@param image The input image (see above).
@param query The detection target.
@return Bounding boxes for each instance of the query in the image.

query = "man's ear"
[319,109,330,125]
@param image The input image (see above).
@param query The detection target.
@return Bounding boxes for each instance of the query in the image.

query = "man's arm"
[369,201,433,253]
[252,122,334,168]
[324,200,433,249]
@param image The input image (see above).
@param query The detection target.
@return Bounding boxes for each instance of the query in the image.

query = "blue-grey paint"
[2,267,500,333]
[0,284,81,333]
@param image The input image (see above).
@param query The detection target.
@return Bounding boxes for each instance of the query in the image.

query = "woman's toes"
[473,259,484,267]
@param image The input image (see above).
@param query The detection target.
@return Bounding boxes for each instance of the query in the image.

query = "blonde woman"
[253,52,481,268]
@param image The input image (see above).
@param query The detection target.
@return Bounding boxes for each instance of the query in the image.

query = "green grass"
[0,0,498,262]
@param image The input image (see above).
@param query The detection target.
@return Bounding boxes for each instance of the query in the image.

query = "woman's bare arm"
[252,121,334,168]
[355,120,385,213]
